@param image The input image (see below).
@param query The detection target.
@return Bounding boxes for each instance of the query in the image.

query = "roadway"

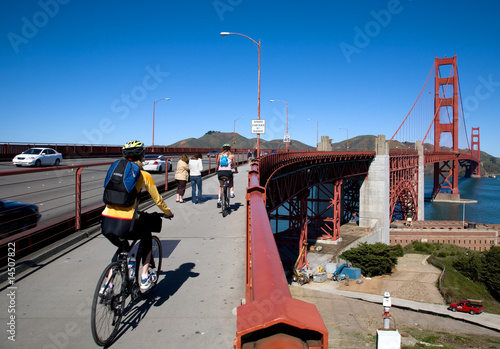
[0,156,219,228]
[0,164,247,349]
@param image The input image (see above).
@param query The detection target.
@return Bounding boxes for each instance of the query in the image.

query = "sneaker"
[140,276,152,291]
[217,201,221,208]
[99,283,113,296]
[230,192,235,198]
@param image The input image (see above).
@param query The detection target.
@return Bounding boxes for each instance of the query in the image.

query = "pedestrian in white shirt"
[189,153,203,204]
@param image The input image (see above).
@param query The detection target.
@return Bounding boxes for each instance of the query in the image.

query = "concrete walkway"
[0,165,249,349]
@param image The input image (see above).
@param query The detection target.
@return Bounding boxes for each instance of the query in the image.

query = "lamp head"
[220,32,230,36]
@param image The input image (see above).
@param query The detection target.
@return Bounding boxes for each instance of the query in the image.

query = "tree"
[340,242,401,277]
[483,246,500,301]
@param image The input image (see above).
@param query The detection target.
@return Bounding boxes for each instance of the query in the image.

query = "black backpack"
[103,159,141,206]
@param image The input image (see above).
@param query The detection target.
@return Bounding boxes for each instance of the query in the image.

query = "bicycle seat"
[220,175,230,180]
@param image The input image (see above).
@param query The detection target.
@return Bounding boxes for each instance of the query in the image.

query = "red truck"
[448,299,483,315]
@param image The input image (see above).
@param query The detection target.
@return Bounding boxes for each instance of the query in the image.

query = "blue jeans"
[190,175,202,203]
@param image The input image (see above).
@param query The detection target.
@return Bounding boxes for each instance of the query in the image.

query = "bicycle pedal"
[149,271,157,283]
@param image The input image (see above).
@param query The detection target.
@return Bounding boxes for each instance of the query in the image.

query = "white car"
[12,148,63,167]
[142,155,172,173]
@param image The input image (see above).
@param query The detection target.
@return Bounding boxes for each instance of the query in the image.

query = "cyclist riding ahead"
[216,143,238,208]
[101,140,174,291]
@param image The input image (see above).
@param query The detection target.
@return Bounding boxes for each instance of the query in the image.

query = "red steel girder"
[389,153,419,221]
[319,180,342,242]
[304,181,343,243]
[263,154,372,212]
[433,160,458,197]
[471,127,481,176]
[258,151,374,188]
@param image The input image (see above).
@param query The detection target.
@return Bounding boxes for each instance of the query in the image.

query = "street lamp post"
[307,118,318,150]
[462,202,465,228]
[270,99,289,151]
[233,117,244,151]
[220,32,261,157]
[152,97,169,152]
[340,127,349,151]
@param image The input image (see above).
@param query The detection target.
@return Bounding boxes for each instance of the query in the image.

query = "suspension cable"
[389,62,435,142]
[457,66,470,150]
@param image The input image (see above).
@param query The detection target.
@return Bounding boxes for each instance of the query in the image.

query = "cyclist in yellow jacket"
[101,140,173,291]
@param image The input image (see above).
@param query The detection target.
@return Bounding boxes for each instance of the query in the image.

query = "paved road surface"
[0,156,221,232]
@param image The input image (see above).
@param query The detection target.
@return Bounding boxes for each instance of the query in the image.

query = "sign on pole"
[251,119,266,134]
[283,133,290,143]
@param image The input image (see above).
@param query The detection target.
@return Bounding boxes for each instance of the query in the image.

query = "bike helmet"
[222,143,231,151]
[122,140,145,161]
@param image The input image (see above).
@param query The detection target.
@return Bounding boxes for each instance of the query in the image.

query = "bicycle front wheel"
[139,235,163,297]
[91,262,125,346]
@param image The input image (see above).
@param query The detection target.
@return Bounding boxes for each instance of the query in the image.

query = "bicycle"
[91,213,164,346]
[220,175,230,217]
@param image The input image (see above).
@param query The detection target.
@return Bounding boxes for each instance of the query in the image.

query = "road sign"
[251,119,266,134]
[283,133,290,143]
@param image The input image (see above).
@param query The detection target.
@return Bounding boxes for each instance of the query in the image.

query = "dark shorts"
[218,170,233,187]
[101,215,152,264]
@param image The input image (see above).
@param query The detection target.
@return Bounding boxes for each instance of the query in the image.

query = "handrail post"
[75,168,84,230]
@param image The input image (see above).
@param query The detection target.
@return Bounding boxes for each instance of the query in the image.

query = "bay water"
[424,176,500,224]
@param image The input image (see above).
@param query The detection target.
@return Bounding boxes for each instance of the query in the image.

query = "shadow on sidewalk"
[154,262,200,306]
[108,262,200,347]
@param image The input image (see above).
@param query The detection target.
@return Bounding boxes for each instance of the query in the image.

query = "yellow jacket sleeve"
[141,171,172,215]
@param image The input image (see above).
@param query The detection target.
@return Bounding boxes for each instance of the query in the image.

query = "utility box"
[377,329,401,349]
[343,267,361,280]
[313,272,327,283]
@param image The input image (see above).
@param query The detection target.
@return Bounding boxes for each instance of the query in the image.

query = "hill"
[167,131,315,151]
[167,132,500,175]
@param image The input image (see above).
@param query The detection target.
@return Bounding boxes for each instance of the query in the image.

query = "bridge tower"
[433,55,460,199]
[471,127,481,176]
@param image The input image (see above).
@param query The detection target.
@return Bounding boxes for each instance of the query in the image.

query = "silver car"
[12,148,63,167]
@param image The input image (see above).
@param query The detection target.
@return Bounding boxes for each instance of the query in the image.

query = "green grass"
[401,327,500,349]
[404,242,500,315]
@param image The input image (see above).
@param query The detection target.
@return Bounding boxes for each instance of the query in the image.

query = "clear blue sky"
[1,1,499,156]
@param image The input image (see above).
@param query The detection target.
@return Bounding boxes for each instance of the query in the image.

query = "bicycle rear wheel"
[91,262,125,346]
[138,235,163,297]
[222,185,229,217]
[225,185,231,213]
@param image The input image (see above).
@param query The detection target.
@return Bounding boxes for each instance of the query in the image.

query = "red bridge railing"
[235,160,327,348]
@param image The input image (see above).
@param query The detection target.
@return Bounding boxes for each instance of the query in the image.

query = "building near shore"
[390,221,499,251]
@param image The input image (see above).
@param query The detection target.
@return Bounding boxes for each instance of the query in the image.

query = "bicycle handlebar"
[140,211,174,220]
